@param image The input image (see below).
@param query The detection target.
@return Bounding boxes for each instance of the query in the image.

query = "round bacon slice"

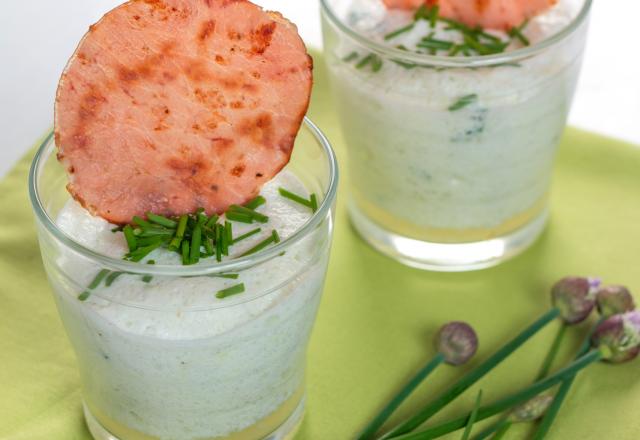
[55,0,312,224]
[383,0,557,30]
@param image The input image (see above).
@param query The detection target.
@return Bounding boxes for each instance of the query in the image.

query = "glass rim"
[320,0,592,67]
[28,117,339,278]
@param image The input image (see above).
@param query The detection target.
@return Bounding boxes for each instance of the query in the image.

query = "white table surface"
[1,0,638,179]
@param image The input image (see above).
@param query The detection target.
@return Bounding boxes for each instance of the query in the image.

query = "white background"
[1,0,638,178]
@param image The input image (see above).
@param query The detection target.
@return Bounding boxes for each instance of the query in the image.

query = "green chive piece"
[371,55,383,72]
[225,211,253,224]
[169,215,188,250]
[509,19,530,46]
[356,353,446,440]
[448,94,478,112]
[105,271,125,287]
[146,212,177,228]
[390,350,603,440]
[240,232,278,257]
[471,417,511,440]
[310,194,318,213]
[461,390,483,440]
[225,221,233,243]
[279,188,317,212]
[492,420,514,440]
[228,205,269,223]
[272,230,281,244]
[245,196,266,210]
[138,227,174,238]
[127,240,164,263]
[181,241,190,266]
[232,228,262,244]
[220,224,229,257]
[205,214,219,229]
[216,283,246,299]
[132,216,153,229]
[414,4,429,20]
[142,275,153,283]
[123,225,138,252]
[384,23,415,41]
[356,53,374,69]
[190,224,202,264]
[89,269,110,289]
[78,291,91,301]
[380,308,561,439]
[343,51,359,62]
[111,226,124,233]
[428,5,440,28]
[215,224,223,262]
[203,237,214,256]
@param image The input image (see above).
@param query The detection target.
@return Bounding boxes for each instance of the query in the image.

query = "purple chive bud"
[591,311,640,363]
[436,321,478,366]
[508,393,554,423]
[551,276,599,324]
[596,285,636,318]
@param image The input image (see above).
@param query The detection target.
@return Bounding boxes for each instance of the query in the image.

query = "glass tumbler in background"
[29,118,338,440]
[321,0,592,271]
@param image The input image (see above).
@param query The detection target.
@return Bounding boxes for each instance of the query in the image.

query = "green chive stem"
[232,228,262,244]
[225,211,254,224]
[240,232,278,257]
[132,216,153,229]
[146,212,177,228]
[532,320,603,440]
[89,269,110,289]
[491,421,513,440]
[380,308,561,439]
[228,205,269,223]
[123,225,138,252]
[537,323,568,381]
[169,215,188,250]
[181,240,190,266]
[216,283,245,299]
[190,224,202,264]
[471,418,510,440]
[389,350,603,440]
[461,390,483,440]
[357,353,446,440]
[384,23,415,41]
[105,271,125,287]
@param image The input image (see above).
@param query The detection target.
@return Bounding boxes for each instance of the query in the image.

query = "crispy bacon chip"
[383,0,557,30]
[55,0,312,224]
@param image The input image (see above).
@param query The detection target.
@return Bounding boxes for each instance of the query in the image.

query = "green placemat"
[1,53,639,440]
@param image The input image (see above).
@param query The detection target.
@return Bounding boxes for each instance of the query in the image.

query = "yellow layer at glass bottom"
[352,192,548,244]
[86,386,304,440]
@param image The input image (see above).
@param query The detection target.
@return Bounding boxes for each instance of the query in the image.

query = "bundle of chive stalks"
[346,4,530,72]
[357,277,640,440]
[78,188,317,302]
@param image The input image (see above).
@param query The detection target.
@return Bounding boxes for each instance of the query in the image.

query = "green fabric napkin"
[1,54,639,440]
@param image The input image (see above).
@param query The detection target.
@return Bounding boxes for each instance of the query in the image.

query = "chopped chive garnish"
[508,21,530,46]
[190,224,202,264]
[225,211,253,224]
[215,224,223,262]
[272,230,281,244]
[89,269,110,289]
[123,225,137,252]
[356,53,374,69]
[244,196,266,210]
[105,271,125,287]
[448,94,478,112]
[216,283,245,299]
[142,275,153,283]
[138,227,173,238]
[232,227,262,244]
[384,23,415,41]
[343,51,359,62]
[203,237,214,256]
[220,223,229,257]
[169,215,188,250]
[132,216,153,229]
[428,5,439,28]
[146,212,177,228]
[205,214,219,229]
[225,221,233,243]
[392,59,418,69]
[127,240,164,262]
[111,226,124,233]
[78,291,91,301]
[240,231,279,257]
[278,188,318,212]
[227,205,268,223]
[181,240,190,266]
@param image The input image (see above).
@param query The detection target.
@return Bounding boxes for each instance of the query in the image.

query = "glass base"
[83,397,306,440]
[348,203,548,272]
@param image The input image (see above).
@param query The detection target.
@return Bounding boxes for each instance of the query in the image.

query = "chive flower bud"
[551,276,599,324]
[596,285,635,318]
[591,311,640,363]
[436,321,478,366]
[508,393,554,423]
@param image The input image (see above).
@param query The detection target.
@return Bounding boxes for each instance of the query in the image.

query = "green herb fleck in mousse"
[344,5,531,71]
[448,94,479,112]
[216,283,246,299]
